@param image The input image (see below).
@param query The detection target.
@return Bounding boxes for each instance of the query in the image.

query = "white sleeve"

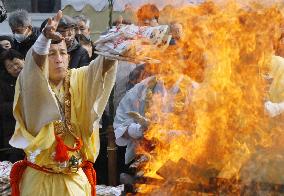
[265,101,284,117]
[113,77,154,146]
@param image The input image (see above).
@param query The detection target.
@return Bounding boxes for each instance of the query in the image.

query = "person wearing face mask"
[0,49,25,163]
[8,9,40,57]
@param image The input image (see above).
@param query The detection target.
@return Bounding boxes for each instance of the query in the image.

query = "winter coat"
[13,27,41,57]
[0,70,24,162]
[68,39,90,68]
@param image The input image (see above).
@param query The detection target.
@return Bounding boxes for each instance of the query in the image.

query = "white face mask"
[14,29,29,43]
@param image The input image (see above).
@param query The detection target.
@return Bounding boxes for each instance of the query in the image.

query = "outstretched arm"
[32,10,63,68]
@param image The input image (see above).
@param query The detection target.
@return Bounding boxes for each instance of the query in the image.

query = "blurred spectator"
[112,15,131,27]
[73,15,91,38]
[137,4,160,26]
[127,4,160,89]
[126,20,184,90]
[127,64,152,91]
[0,35,14,50]
[0,49,25,162]
[73,15,98,61]
[169,22,183,45]
[8,9,40,57]
[57,15,90,68]
[114,74,200,184]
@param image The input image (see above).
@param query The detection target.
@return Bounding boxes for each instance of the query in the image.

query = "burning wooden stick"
[133,158,284,194]
[135,176,284,194]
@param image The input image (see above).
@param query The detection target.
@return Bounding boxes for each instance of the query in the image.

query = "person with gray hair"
[73,14,91,38]
[73,14,98,61]
[8,9,40,57]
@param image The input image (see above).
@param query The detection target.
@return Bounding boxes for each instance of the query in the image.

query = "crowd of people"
[1,2,284,196]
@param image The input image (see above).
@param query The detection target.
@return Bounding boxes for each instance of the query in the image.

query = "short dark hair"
[0,49,24,67]
[51,39,65,45]
[40,16,76,33]
[0,35,13,43]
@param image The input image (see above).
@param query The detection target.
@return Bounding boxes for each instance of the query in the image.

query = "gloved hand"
[128,123,144,139]
[127,111,149,128]
[265,101,284,117]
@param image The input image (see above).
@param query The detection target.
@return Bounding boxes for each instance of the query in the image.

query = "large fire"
[133,1,284,195]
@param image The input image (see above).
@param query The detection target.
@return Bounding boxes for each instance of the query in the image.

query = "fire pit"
[133,159,284,195]
[120,3,284,195]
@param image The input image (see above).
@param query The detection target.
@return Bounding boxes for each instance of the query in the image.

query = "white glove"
[265,101,284,117]
[128,123,143,139]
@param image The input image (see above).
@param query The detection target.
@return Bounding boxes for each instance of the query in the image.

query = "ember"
[130,0,284,195]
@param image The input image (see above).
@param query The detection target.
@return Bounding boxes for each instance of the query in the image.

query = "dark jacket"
[13,27,41,57]
[68,39,90,68]
[0,69,24,162]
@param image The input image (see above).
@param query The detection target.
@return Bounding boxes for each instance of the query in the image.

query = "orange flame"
[134,1,284,194]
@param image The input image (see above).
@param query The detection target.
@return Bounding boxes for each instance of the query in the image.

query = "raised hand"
[43,10,63,41]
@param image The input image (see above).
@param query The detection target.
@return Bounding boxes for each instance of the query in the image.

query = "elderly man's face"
[0,40,11,49]
[75,20,90,37]
[48,41,69,85]
[57,26,76,48]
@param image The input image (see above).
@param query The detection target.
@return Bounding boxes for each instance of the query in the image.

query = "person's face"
[57,26,76,48]
[140,18,158,26]
[0,40,11,49]
[75,21,90,37]
[48,42,69,85]
[11,26,32,43]
[4,58,24,77]
[171,23,183,41]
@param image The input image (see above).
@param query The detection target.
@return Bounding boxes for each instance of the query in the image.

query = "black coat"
[68,40,90,68]
[0,70,24,162]
[13,27,41,57]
